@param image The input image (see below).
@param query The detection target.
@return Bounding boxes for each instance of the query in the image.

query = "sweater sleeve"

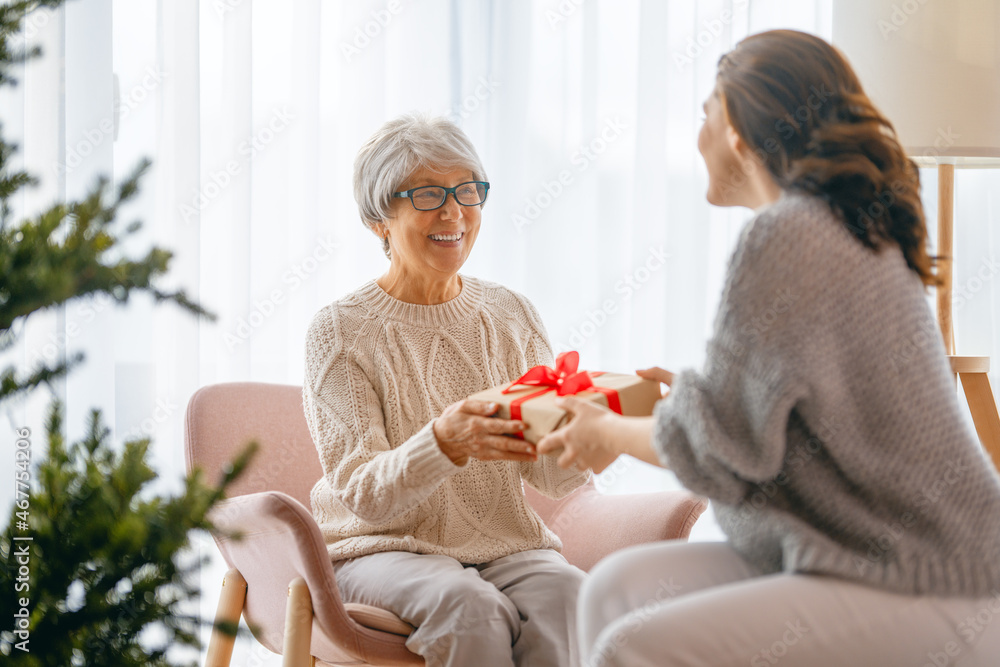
[512,293,591,498]
[653,205,813,505]
[304,307,462,526]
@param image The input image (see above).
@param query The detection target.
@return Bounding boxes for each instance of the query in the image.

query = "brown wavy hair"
[716,29,939,286]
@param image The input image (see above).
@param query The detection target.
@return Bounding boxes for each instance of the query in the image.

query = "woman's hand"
[433,399,537,466]
[536,397,621,474]
[637,366,675,399]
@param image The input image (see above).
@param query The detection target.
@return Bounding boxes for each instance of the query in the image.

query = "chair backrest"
[184,382,322,507]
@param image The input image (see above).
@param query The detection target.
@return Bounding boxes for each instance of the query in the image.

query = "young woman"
[538,29,1000,666]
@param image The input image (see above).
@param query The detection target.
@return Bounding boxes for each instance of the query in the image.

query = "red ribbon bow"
[502,351,595,396]
[500,352,622,439]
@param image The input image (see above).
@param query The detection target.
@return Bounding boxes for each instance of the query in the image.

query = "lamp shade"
[832,0,1000,166]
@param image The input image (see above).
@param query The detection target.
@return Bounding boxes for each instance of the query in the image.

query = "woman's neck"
[749,179,783,211]
[742,164,784,211]
[376,267,462,305]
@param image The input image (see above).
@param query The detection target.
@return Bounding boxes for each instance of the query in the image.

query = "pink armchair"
[184,382,707,666]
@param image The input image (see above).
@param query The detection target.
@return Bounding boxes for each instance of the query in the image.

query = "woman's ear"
[374,222,392,260]
[725,124,744,157]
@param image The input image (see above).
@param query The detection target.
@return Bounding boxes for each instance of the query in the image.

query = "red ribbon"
[502,352,623,436]
[503,351,595,397]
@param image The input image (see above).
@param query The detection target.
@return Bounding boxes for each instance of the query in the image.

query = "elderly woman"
[303,113,589,666]
[539,30,1000,666]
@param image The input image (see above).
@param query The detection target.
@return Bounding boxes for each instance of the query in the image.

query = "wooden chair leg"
[959,372,1000,473]
[283,577,315,667]
[206,568,247,667]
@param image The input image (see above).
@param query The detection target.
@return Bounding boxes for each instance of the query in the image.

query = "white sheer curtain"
[4,0,999,663]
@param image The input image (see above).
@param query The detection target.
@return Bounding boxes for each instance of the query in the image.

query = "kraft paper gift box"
[467,352,662,444]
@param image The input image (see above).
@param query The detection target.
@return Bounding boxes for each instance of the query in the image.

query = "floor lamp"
[833,0,1000,470]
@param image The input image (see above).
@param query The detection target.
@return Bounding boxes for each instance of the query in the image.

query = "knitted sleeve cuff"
[398,421,465,488]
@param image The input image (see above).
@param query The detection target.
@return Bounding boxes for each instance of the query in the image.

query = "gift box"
[467,351,662,444]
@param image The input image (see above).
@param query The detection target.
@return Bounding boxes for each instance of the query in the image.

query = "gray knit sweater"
[654,193,1000,597]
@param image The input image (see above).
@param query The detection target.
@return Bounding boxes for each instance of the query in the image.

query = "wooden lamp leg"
[206,568,247,667]
[960,372,1000,472]
[283,577,315,667]
[937,162,955,355]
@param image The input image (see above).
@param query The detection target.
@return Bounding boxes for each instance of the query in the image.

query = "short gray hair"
[353,113,488,257]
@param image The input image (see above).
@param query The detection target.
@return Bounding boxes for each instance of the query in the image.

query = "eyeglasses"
[392,181,490,211]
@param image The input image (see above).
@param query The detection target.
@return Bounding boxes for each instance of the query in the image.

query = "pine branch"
[0,352,82,403]
[0,159,215,334]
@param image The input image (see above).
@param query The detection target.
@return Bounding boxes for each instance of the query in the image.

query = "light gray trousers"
[579,541,1000,666]
[334,548,586,667]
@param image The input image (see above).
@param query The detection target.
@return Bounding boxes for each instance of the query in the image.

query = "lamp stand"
[936,163,1000,471]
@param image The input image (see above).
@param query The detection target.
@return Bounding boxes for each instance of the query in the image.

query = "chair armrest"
[209,491,419,665]
[527,483,707,571]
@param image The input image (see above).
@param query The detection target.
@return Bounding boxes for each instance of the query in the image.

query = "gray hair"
[353,113,488,258]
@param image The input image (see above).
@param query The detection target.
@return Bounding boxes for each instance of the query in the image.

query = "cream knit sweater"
[655,193,1000,597]
[304,275,589,563]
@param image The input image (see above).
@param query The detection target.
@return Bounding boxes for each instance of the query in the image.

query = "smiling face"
[384,165,482,283]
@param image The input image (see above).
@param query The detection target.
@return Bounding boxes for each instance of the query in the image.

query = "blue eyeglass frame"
[392,181,491,211]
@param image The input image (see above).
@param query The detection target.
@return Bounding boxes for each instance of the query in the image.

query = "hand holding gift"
[537,361,677,473]
[467,351,663,446]
[537,395,624,473]
[432,399,537,466]
[636,366,674,398]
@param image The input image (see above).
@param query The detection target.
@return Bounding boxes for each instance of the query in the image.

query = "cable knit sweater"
[304,275,589,563]
[654,193,1000,597]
